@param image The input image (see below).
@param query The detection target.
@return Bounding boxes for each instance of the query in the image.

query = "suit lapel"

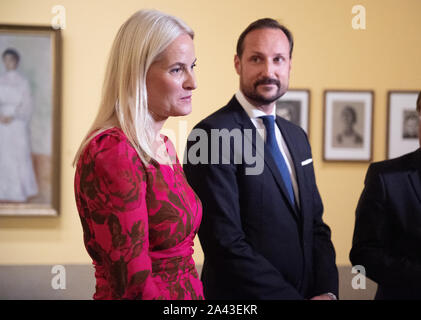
[230,97,299,217]
[408,148,421,204]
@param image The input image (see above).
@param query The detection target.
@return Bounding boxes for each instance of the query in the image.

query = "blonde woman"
[73,10,203,300]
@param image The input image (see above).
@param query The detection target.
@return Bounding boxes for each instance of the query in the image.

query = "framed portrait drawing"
[323,90,374,162]
[276,89,310,134]
[0,25,61,216]
[387,91,419,159]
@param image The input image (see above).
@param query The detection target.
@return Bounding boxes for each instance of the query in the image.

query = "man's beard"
[242,77,287,105]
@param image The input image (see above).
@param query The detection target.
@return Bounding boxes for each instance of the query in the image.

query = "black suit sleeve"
[296,131,338,297]
[183,123,303,299]
[350,164,421,287]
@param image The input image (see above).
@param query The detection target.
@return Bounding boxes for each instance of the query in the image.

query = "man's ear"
[234,54,241,75]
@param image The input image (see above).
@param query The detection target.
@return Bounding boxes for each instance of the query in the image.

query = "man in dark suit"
[183,18,338,300]
[350,91,421,300]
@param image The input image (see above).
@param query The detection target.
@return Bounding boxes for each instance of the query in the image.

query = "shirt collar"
[235,90,276,120]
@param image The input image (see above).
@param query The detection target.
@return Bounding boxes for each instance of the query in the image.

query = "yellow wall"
[1,0,420,266]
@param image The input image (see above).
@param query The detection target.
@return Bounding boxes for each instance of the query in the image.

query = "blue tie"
[260,116,295,205]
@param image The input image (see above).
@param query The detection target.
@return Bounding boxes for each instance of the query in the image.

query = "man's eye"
[251,56,260,62]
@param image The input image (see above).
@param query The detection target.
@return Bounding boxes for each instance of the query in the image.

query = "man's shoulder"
[368,149,420,176]
[195,96,241,130]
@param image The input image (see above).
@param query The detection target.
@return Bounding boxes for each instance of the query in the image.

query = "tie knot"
[260,115,275,132]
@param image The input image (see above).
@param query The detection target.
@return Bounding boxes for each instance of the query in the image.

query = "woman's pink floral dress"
[74,128,204,300]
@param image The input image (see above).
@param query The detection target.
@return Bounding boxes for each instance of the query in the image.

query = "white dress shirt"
[235,91,300,206]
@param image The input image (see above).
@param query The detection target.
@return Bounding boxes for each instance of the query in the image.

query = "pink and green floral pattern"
[74,128,204,300]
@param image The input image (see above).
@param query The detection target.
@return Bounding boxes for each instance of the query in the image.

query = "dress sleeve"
[78,133,165,299]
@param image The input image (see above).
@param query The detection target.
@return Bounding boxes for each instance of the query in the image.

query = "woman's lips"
[181,95,192,102]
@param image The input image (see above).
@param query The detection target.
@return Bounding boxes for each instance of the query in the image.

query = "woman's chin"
[173,106,192,117]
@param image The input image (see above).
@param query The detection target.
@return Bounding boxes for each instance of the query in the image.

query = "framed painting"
[323,90,374,162]
[387,91,420,159]
[276,89,310,134]
[0,25,61,216]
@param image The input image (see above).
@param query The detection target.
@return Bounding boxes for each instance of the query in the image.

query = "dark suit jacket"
[183,96,338,299]
[350,148,421,299]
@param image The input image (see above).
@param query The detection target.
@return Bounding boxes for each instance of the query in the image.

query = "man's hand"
[310,293,337,300]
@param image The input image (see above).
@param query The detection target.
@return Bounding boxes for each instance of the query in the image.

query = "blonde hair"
[73,9,194,166]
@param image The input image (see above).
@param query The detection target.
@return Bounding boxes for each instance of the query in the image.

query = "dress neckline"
[102,126,180,172]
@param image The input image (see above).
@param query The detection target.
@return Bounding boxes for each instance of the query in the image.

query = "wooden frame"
[0,25,62,216]
[387,91,420,159]
[323,90,374,162]
[276,89,310,135]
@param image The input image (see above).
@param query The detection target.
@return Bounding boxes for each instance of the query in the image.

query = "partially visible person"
[184,18,338,300]
[0,48,38,202]
[350,91,421,299]
[335,105,363,146]
[73,9,203,300]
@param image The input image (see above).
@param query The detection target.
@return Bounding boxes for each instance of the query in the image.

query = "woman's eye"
[171,67,182,74]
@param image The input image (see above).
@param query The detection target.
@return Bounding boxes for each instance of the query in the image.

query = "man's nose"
[261,60,275,78]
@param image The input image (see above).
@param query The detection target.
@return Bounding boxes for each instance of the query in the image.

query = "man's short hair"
[236,18,294,58]
[2,48,20,63]
[417,91,421,113]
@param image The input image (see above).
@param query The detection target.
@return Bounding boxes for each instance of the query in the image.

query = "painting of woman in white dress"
[0,25,61,215]
[0,48,38,202]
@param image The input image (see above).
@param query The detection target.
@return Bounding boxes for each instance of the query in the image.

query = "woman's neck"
[149,110,168,139]
[149,112,174,167]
